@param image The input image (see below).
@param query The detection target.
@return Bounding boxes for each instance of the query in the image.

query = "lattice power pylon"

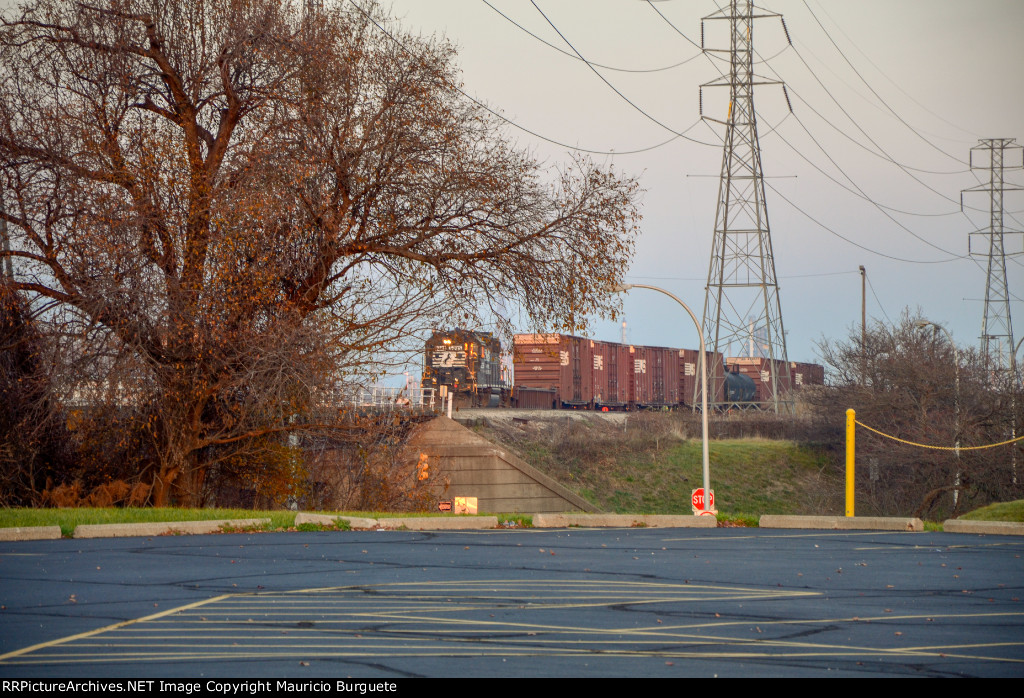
[699,0,792,412]
[963,138,1023,373]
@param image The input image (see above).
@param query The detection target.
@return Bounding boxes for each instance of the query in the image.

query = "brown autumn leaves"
[0,1,641,506]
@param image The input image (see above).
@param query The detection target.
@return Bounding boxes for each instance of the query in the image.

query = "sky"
[2,0,1021,379]
[381,0,1024,369]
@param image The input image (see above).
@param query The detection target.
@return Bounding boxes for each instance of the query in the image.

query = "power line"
[347,0,708,155]
[628,269,860,282]
[481,0,706,73]
[528,0,720,148]
[767,111,968,258]
[763,178,965,265]
[865,272,894,325]
[643,0,790,66]
[799,0,970,167]
[807,0,980,142]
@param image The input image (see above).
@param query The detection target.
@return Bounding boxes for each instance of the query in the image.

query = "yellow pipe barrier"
[846,408,855,517]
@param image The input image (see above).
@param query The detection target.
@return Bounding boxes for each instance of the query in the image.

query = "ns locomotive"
[421,329,509,407]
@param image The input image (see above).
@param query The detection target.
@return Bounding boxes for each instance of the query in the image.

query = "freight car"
[424,329,823,411]
[511,333,721,410]
[422,329,509,407]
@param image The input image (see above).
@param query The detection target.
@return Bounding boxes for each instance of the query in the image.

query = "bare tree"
[0,0,640,506]
[812,311,1020,518]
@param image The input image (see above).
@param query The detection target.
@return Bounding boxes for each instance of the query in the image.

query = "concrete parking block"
[294,512,378,529]
[759,515,923,531]
[532,513,717,528]
[0,526,63,541]
[942,519,1024,536]
[72,518,271,538]
[375,516,499,530]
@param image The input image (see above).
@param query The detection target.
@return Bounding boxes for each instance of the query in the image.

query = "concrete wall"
[409,417,597,514]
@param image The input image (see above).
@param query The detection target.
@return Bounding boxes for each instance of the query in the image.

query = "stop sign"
[691,488,715,514]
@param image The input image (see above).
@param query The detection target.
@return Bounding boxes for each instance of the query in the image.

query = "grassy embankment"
[959,500,1024,522]
[476,415,842,525]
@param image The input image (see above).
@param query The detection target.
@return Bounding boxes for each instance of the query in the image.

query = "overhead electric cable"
[774,41,982,204]
[807,1,985,142]
[801,0,971,165]
[763,178,964,265]
[481,0,705,73]
[528,0,719,147]
[347,0,708,154]
[865,272,894,326]
[769,112,968,257]
[643,0,789,65]
[771,111,967,221]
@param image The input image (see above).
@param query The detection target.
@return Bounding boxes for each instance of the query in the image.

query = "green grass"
[482,417,841,518]
[715,512,760,527]
[0,508,299,538]
[497,513,533,528]
[960,499,1024,522]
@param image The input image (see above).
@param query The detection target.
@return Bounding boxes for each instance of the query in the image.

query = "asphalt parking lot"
[1,527,1022,677]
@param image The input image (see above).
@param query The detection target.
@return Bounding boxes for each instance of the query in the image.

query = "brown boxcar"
[592,340,631,408]
[678,348,726,407]
[789,361,825,390]
[726,357,793,405]
[630,345,680,408]
[512,333,595,408]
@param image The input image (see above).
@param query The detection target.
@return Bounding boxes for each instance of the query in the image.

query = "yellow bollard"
[846,408,855,517]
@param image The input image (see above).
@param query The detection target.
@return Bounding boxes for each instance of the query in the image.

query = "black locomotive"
[422,329,509,407]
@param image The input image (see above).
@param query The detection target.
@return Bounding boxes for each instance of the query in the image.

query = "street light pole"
[917,320,962,509]
[1010,336,1024,485]
[612,283,711,515]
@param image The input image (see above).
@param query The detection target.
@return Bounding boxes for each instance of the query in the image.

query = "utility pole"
[699,0,792,412]
[963,138,1022,373]
[860,265,866,385]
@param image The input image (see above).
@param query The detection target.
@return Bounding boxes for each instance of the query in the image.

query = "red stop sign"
[691,488,715,512]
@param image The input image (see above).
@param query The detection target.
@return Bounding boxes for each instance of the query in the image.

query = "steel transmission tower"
[699,0,792,412]
[963,138,1022,372]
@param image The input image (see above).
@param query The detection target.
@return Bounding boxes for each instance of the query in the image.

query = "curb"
[759,515,923,531]
[533,513,717,529]
[294,512,379,529]
[72,518,272,538]
[0,526,62,541]
[942,519,1024,536]
[376,516,500,530]
[5,515,1023,541]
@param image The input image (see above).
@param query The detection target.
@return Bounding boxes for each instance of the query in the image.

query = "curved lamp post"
[611,283,711,515]
[916,319,961,508]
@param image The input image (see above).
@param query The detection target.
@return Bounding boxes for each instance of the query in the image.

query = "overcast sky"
[383,0,1024,367]
[3,0,1021,374]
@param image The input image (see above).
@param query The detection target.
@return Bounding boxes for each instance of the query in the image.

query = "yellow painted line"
[854,542,1023,551]
[8,645,1024,665]
[285,578,798,590]
[184,589,815,609]
[662,531,901,542]
[0,594,233,662]
[5,579,1020,668]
